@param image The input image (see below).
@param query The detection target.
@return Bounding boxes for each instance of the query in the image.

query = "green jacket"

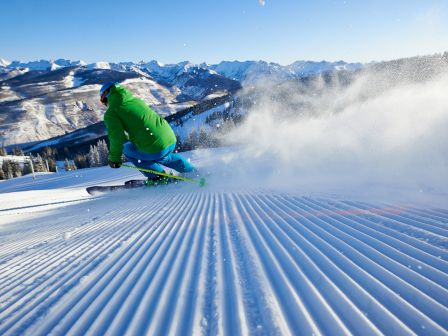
[104,84,176,162]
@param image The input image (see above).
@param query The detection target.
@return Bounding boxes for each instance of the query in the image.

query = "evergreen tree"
[97,139,109,166]
[2,160,13,179]
[12,147,24,156]
[42,146,57,160]
[47,158,57,172]
[88,145,100,167]
[27,154,35,175]
[74,154,88,169]
[185,129,199,151]
[35,154,47,172]
[64,158,72,171]
[70,160,77,171]
[231,112,243,125]
[22,161,33,176]
[94,145,101,166]
[12,161,22,178]
[198,128,209,148]
[0,147,7,156]
[0,167,5,180]
[63,146,71,158]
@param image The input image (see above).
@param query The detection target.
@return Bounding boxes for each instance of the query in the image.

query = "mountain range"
[1,53,447,153]
[0,58,363,148]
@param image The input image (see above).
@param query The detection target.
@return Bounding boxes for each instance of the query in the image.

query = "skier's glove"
[109,160,122,169]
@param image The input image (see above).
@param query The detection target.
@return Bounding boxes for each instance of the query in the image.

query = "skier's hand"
[109,160,122,169]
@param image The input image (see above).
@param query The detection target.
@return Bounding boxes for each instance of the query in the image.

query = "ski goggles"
[100,90,110,105]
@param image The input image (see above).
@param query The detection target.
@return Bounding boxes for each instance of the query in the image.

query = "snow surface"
[0,85,22,102]
[0,147,447,335]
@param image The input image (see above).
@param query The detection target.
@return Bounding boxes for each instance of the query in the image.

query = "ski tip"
[86,186,104,196]
[199,177,206,187]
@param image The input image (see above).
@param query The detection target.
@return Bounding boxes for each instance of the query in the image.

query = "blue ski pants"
[123,142,195,178]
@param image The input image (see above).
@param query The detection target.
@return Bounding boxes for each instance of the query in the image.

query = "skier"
[100,81,196,185]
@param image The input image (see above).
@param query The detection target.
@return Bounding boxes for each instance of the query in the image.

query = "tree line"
[0,139,109,180]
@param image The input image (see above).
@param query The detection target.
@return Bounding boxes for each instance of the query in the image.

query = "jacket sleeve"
[104,109,128,162]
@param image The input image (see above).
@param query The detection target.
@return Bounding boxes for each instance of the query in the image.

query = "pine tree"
[47,158,57,172]
[64,158,71,171]
[70,160,77,171]
[97,139,109,166]
[94,146,100,166]
[2,160,13,179]
[63,146,71,158]
[185,130,199,151]
[0,167,5,180]
[22,161,33,176]
[88,145,94,167]
[88,145,100,167]
[74,154,88,169]
[35,154,46,172]
[42,146,57,159]
[12,147,24,156]
[0,147,7,156]
[198,128,209,148]
[12,161,22,178]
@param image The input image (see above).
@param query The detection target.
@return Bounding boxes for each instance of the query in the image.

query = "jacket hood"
[108,84,135,107]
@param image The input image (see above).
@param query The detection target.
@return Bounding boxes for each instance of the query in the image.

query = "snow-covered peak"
[8,59,54,71]
[5,58,87,71]
[0,58,11,67]
[287,60,363,76]
[209,59,365,82]
[211,60,287,82]
[50,63,61,71]
[54,58,86,67]
[87,61,112,70]
[178,60,194,70]
[140,61,200,82]
[211,60,254,79]
[140,60,164,73]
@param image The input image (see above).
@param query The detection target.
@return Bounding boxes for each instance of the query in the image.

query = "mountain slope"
[0,151,447,335]
[0,57,360,146]
[0,62,241,147]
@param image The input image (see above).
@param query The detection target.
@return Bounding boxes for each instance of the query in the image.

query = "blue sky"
[1,0,447,65]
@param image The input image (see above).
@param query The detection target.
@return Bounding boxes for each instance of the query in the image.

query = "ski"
[86,181,146,195]
[86,176,206,196]
[86,179,163,195]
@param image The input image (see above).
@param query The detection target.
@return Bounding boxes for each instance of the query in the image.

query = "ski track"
[0,189,447,336]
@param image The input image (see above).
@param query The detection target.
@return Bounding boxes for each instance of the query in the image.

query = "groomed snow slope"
[0,155,447,335]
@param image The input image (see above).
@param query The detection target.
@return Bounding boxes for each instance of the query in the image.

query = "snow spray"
[213,59,448,205]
